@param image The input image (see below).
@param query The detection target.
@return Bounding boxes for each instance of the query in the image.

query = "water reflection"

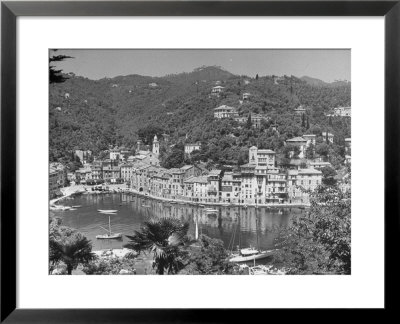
[52,193,303,251]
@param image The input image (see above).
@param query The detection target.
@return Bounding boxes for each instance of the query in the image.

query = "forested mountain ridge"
[49,66,351,167]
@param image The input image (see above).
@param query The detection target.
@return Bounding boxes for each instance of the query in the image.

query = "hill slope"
[49,66,351,167]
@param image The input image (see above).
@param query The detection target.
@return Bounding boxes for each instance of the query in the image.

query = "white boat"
[97,209,117,213]
[205,208,218,213]
[50,205,71,211]
[96,233,122,239]
[96,214,122,240]
[229,249,276,263]
[228,208,278,263]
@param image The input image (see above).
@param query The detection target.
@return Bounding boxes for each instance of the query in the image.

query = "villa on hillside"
[285,137,308,158]
[211,86,225,96]
[333,106,351,117]
[184,143,201,155]
[294,105,306,115]
[214,105,238,119]
[322,132,334,144]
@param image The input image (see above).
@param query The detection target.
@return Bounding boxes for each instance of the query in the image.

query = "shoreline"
[50,184,310,209]
[129,188,310,209]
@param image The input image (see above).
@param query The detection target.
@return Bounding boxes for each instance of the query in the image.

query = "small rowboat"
[98,209,117,213]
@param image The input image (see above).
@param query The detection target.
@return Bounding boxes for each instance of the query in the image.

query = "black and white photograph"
[49,49,351,276]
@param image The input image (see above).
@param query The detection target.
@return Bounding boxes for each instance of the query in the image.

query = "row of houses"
[130,146,323,205]
[49,162,68,198]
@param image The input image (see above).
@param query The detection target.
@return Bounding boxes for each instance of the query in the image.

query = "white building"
[110,149,121,161]
[214,105,238,119]
[287,168,322,204]
[333,106,351,117]
[322,132,334,144]
[211,86,224,95]
[152,135,159,156]
[345,138,351,153]
[242,92,251,100]
[184,143,201,155]
[294,105,306,115]
[248,146,276,168]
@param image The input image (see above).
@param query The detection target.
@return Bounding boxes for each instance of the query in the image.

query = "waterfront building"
[130,164,150,191]
[120,163,134,183]
[49,163,67,198]
[102,162,121,182]
[75,166,92,183]
[207,169,222,200]
[91,162,103,180]
[169,168,185,199]
[220,172,241,204]
[214,105,238,119]
[184,143,201,155]
[266,168,287,203]
[287,168,322,204]
[187,176,209,203]
[180,165,202,179]
[150,169,172,198]
[239,163,257,204]
[255,165,268,204]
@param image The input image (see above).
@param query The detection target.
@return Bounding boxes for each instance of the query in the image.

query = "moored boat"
[96,233,122,239]
[96,214,122,240]
[229,249,277,263]
[97,209,117,213]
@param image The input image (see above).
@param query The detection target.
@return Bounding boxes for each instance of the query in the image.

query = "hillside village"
[50,66,351,206]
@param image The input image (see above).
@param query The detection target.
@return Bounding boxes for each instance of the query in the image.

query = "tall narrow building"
[152,135,159,155]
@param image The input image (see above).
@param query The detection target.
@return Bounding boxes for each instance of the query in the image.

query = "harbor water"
[51,193,303,252]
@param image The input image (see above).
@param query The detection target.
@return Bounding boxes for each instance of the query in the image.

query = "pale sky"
[52,49,350,83]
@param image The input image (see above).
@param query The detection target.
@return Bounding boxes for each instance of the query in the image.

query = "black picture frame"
[1,0,399,322]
